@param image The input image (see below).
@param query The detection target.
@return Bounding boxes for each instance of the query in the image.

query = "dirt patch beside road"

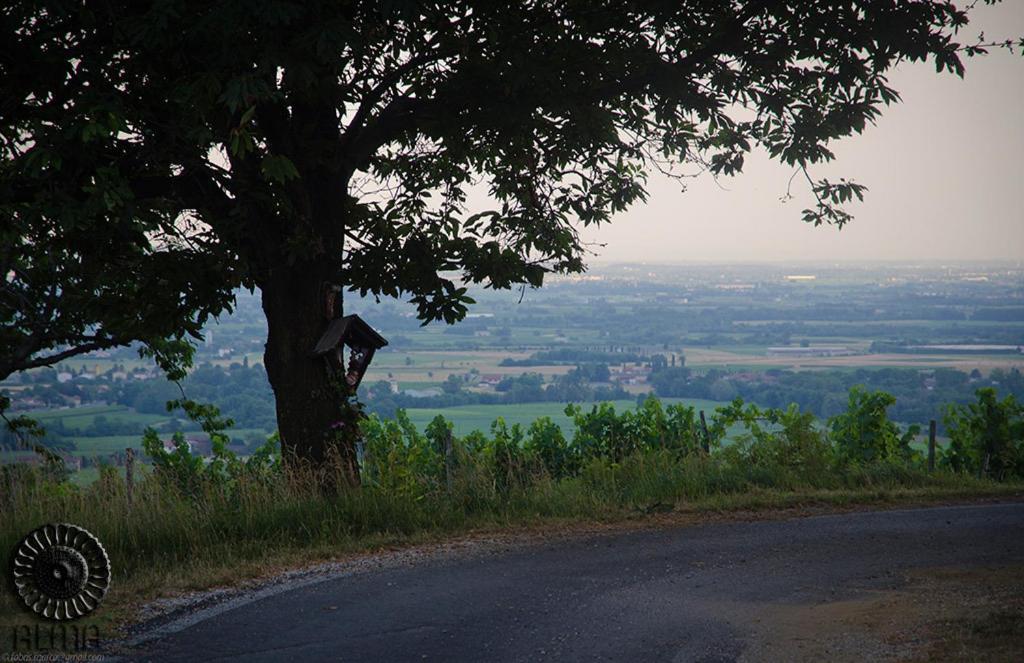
[736,565,1024,662]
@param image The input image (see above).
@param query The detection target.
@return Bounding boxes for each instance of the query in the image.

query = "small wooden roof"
[312,314,388,356]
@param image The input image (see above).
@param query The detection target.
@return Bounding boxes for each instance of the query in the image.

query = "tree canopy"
[2,0,1020,471]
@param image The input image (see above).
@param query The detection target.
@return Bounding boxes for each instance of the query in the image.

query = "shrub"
[361,410,443,498]
[719,402,834,487]
[486,417,533,492]
[943,388,1024,479]
[524,416,577,479]
[829,387,919,465]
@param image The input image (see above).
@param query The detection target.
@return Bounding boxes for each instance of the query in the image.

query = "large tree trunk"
[260,259,360,487]
[249,94,357,485]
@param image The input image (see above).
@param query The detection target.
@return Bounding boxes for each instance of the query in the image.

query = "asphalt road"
[123,502,1024,662]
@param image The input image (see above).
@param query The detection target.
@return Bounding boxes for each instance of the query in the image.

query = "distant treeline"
[114,362,278,431]
[363,367,631,419]
[971,307,1024,322]
[649,366,1024,430]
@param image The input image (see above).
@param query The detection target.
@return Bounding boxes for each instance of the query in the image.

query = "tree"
[709,378,739,402]
[3,1,1020,482]
[441,373,463,395]
[367,379,395,402]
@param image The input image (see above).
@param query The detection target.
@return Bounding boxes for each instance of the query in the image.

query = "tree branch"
[0,337,121,383]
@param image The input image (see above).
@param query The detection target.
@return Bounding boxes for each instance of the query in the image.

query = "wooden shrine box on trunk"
[312,314,388,391]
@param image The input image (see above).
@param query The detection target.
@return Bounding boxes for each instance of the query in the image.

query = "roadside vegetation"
[2,387,1022,629]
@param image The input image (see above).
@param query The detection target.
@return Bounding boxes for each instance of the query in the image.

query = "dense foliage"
[829,388,918,464]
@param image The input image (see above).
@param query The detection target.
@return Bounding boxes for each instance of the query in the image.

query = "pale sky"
[579,2,1024,263]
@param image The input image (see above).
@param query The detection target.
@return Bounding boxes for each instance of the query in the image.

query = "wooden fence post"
[444,429,454,493]
[1,469,11,514]
[699,410,710,453]
[927,420,936,471]
[125,447,135,507]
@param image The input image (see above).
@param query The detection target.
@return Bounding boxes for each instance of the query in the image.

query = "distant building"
[161,436,212,456]
[0,452,79,470]
[403,388,443,398]
[611,364,651,385]
[131,367,156,378]
[784,275,817,281]
[2,452,42,466]
[731,371,777,384]
[11,397,44,410]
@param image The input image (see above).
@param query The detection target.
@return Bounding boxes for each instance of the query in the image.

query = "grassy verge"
[1,452,1021,649]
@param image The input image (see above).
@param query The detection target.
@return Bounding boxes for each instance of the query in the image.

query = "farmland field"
[358,345,1024,394]
[681,347,1024,373]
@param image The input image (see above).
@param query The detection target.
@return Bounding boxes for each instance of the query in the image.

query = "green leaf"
[260,154,300,183]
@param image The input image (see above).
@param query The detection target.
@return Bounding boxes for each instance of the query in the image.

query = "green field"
[403,397,728,437]
[26,405,168,431]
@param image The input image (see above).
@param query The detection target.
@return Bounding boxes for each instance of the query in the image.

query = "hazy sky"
[578,3,1024,264]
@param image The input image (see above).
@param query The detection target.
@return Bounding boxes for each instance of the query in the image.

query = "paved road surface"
[123,502,1024,661]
